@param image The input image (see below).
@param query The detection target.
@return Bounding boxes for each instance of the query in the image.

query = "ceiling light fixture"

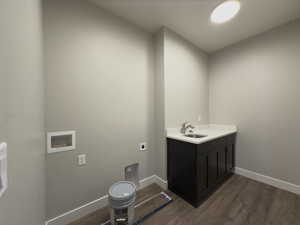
[210,0,241,24]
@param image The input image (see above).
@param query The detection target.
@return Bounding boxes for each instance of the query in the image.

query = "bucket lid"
[109,181,136,200]
[108,181,136,208]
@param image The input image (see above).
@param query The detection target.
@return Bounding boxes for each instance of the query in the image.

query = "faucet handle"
[180,121,195,134]
[182,121,190,128]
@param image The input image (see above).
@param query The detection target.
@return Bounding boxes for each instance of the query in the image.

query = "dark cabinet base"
[167,133,236,208]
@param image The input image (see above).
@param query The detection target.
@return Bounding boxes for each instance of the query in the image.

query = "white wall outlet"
[77,154,86,166]
[139,142,147,151]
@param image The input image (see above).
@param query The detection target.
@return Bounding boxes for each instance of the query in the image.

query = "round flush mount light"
[210,0,241,24]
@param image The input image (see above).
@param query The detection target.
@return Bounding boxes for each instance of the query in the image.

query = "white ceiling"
[91,0,300,53]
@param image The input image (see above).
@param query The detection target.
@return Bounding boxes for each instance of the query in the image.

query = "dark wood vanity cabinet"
[167,133,236,207]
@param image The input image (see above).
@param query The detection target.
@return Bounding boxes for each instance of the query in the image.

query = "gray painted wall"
[44,0,156,219]
[0,28,6,143]
[209,19,300,185]
[164,29,209,128]
[0,0,45,225]
[1,0,299,223]
[153,30,167,179]
[153,28,209,179]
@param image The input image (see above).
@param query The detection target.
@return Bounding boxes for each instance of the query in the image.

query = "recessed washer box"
[47,131,76,154]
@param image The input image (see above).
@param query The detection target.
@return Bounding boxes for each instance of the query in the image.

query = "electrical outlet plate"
[139,142,147,151]
[78,154,86,166]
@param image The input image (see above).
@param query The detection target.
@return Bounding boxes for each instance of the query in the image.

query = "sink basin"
[184,134,207,138]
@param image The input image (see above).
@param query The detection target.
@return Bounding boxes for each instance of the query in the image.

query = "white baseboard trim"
[154,175,168,190]
[235,167,300,195]
[139,175,157,189]
[45,175,168,225]
[45,195,109,225]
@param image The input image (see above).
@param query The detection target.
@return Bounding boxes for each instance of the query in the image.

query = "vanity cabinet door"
[197,153,208,193]
[217,138,227,179]
[207,137,228,187]
[208,149,219,188]
[167,139,198,206]
[226,135,236,173]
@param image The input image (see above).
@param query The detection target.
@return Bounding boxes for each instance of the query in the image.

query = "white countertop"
[166,124,237,144]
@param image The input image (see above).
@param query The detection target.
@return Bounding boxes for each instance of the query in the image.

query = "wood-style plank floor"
[69,175,300,225]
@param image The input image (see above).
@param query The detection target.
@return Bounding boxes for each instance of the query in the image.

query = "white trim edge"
[139,175,156,190]
[45,175,168,225]
[235,167,300,195]
[154,175,168,190]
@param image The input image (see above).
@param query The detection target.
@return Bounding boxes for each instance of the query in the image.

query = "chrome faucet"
[180,121,195,134]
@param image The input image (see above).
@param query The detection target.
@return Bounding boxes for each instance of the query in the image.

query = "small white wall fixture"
[47,131,76,154]
[0,142,8,197]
